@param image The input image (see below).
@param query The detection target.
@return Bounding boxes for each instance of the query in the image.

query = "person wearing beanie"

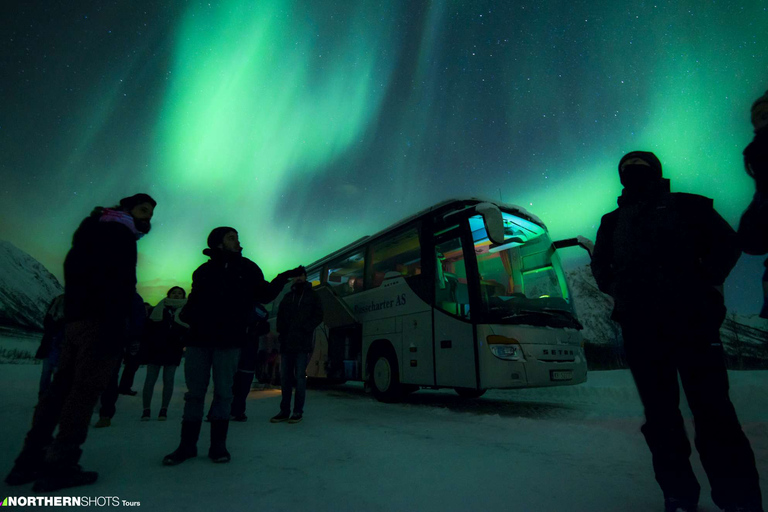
[162,227,304,466]
[592,153,762,512]
[739,89,768,319]
[5,193,156,492]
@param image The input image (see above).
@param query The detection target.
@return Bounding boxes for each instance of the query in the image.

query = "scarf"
[99,208,143,240]
[150,298,190,328]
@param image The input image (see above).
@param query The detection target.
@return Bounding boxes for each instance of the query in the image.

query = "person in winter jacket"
[36,294,66,398]
[162,227,304,466]
[93,292,148,428]
[738,90,768,317]
[270,269,323,424]
[5,193,155,493]
[591,152,762,512]
[140,286,189,421]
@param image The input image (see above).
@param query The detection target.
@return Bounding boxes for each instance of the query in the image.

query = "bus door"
[309,285,360,379]
[433,231,477,389]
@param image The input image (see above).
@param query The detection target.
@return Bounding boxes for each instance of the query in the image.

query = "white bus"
[270,198,589,402]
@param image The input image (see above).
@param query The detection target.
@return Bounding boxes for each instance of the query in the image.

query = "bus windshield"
[469,213,581,329]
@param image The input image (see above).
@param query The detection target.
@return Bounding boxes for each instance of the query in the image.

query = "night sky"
[2,1,767,311]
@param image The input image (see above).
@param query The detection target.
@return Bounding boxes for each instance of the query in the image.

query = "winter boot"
[162,420,202,466]
[4,448,47,486]
[664,497,698,512]
[270,411,290,423]
[32,464,98,493]
[93,417,111,428]
[208,420,231,463]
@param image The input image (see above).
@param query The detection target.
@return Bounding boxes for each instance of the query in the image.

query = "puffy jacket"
[277,281,323,354]
[181,250,288,349]
[591,181,741,322]
[63,208,138,348]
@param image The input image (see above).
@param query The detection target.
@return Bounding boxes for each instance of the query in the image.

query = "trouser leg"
[16,325,82,467]
[279,353,296,414]
[118,353,139,391]
[47,322,121,467]
[622,323,700,505]
[142,364,161,410]
[183,347,212,422]
[679,334,763,511]
[292,352,309,415]
[231,343,258,416]
[161,365,177,409]
[98,353,123,419]
[209,348,239,421]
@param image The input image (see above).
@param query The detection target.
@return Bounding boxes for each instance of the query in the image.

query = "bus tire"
[368,345,403,403]
[454,388,486,398]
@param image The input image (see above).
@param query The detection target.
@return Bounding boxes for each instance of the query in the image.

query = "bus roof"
[306,197,547,271]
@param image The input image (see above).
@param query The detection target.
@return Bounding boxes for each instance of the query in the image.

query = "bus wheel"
[369,346,403,403]
[454,388,486,398]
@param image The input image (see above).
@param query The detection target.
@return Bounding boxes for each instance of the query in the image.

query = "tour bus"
[269,198,589,402]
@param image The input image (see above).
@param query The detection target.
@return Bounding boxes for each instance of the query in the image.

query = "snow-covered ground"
[1,335,767,511]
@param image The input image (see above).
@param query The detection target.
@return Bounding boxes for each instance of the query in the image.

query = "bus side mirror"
[475,202,506,245]
[553,236,594,257]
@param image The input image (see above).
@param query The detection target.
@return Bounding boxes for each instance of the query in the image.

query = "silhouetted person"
[141,286,189,421]
[270,269,323,424]
[738,90,768,317]
[162,227,303,466]
[591,152,761,512]
[5,193,156,492]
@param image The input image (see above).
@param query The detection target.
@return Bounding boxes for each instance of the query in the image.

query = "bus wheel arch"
[367,340,404,403]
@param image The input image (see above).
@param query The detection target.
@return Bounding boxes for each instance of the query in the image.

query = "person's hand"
[283,266,306,279]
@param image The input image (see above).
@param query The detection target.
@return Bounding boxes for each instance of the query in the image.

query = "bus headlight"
[490,344,522,360]
[487,335,523,361]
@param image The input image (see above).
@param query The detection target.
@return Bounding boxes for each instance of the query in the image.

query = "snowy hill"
[566,265,621,347]
[566,264,768,369]
[0,241,62,330]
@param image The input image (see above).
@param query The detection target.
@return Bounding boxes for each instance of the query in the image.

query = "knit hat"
[119,193,157,210]
[618,151,663,184]
[207,227,237,249]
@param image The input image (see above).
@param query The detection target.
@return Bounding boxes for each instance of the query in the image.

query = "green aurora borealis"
[1,1,767,310]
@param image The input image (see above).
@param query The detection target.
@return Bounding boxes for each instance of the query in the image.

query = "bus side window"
[370,228,421,289]
[326,251,365,296]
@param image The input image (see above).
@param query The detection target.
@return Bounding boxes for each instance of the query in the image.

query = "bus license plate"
[550,370,573,381]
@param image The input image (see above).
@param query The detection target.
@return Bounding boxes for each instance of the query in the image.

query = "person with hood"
[5,193,155,492]
[738,90,768,317]
[591,152,761,512]
[162,227,303,466]
[140,286,189,421]
[270,269,323,424]
[36,294,66,398]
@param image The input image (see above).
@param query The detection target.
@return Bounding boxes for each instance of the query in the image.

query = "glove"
[281,266,306,279]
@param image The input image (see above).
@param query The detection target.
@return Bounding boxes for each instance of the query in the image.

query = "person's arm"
[738,191,768,255]
[703,204,742,285]
[590,215,616,297]
[180,266,207,326]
